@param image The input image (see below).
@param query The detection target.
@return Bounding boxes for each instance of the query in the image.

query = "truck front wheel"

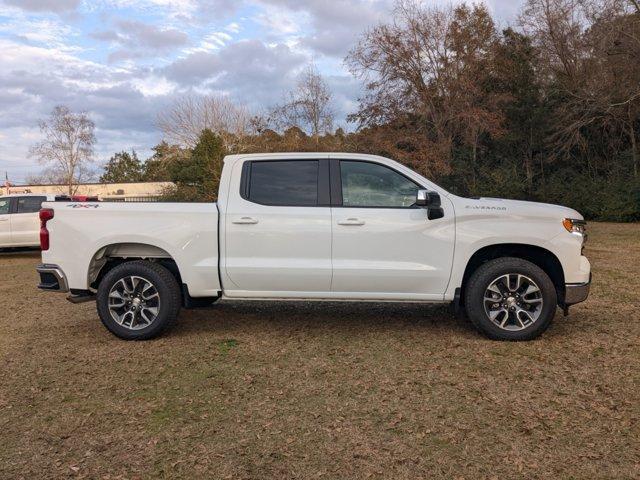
[96,260,181,340]
[464,257,557,341]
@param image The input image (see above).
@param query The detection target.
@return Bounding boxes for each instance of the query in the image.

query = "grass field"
[1,222,639,479]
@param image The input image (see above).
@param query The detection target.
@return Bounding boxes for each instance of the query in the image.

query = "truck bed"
[41,201,221,297]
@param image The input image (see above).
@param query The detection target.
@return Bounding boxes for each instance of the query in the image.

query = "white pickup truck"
[37,153,591,341]
[0,194,56,248]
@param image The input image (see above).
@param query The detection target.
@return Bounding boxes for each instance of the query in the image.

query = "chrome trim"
[36,264,69,293]
[416,189,429,206]
[564,275,591,305]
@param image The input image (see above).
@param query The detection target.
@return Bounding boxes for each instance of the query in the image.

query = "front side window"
[16,196,46,214]
[248,160,318,206]
[0,197,9,215]
[340,161,420,208]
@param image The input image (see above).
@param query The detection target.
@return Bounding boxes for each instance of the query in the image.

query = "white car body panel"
[443,196,590,300]
[41,202,221,297]
[0,212,9,246]
[38,152,590,308]
[222,154,333,294]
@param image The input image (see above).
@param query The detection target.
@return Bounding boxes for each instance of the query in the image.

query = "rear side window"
[16,196,46,214]
[246,161,319,206]
[0,198,8,215]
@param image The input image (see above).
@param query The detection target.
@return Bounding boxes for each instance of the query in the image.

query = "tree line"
[30,0,640,220]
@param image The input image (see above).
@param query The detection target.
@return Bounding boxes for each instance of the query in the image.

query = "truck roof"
[223,152,393,163]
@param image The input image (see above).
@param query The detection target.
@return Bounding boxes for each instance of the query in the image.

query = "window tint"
[249,161,318,206]
[16,196,46,214]
[0,198,8,215]
[340,161,420,208]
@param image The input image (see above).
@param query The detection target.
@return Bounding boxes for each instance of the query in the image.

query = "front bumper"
[564,274,591,305]
[36,264,69,293]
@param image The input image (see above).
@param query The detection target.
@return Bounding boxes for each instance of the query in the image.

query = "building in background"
[1,181,174,201]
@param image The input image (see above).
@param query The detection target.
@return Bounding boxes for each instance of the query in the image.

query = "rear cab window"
[16,196,47,214]
[241,160,329,206]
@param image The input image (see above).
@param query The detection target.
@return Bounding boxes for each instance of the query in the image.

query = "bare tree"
[29,105,96,195]
[521,0,640,177]
[346,1,504,178]
[272,64,335,144]
[157,94,253,151]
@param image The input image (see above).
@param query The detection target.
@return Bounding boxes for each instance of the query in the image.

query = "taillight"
[39,208,54,251]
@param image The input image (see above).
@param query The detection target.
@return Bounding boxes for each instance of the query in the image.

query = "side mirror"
[416,189,441,208]
[416,189,444,220]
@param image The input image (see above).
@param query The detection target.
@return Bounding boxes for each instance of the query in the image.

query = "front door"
[10,196,46,246]
[224,159,332,295]
[0,197,11,246]
[330,160,455,299]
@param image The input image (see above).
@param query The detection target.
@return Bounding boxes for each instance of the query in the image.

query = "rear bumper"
[36,264,69,293]
[564,274,591,305]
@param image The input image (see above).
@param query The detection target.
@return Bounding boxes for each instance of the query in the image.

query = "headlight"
[563,218,587,243]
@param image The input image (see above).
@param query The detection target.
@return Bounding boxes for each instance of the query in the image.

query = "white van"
[0,194,56,248]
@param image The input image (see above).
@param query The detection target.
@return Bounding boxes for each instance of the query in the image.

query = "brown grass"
[1,222,639,479]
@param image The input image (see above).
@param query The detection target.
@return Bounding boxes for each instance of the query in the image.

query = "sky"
[0,0,523,183]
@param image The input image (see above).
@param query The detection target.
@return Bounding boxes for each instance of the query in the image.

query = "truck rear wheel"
[464,257,557,341]
[96,260,181,340]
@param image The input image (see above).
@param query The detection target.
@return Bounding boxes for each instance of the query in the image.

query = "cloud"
[0,38,167,178]
[88,0,244,24]
[163,39,306,108]
[91,19,189,61]
[256,0,393,57]
[2,0,81,13]
[116,20,188,49]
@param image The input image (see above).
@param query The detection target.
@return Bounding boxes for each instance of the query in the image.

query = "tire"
[464,257,557,341]
[96,260,181,340]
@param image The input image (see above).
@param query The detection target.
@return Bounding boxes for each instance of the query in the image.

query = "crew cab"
[0,194,57,248]
[36,153,591,341]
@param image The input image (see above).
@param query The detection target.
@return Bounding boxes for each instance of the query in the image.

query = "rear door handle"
[337,218,365,226]
[232,216,259,225]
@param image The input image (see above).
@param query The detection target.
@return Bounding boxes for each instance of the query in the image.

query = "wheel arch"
[88,242,182,292]
[460,243,565,305]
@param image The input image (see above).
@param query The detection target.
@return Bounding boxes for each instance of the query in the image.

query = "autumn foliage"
[103,0,640,220]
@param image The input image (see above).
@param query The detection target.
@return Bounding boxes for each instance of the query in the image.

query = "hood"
[454,196,583,221]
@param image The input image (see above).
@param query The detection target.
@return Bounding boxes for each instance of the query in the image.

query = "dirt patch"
[0,224,639,479]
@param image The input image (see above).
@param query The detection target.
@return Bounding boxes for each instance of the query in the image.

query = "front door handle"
[337,218,365,226]
[0,218,8,222]
[232,216,259,225]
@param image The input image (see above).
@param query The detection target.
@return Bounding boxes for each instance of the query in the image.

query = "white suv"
[0,194,56,248]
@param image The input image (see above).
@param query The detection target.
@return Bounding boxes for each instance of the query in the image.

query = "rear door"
[330,159,455,299]
[10,196,46,246]
[223,159,333,295]
[0,197,10,246]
